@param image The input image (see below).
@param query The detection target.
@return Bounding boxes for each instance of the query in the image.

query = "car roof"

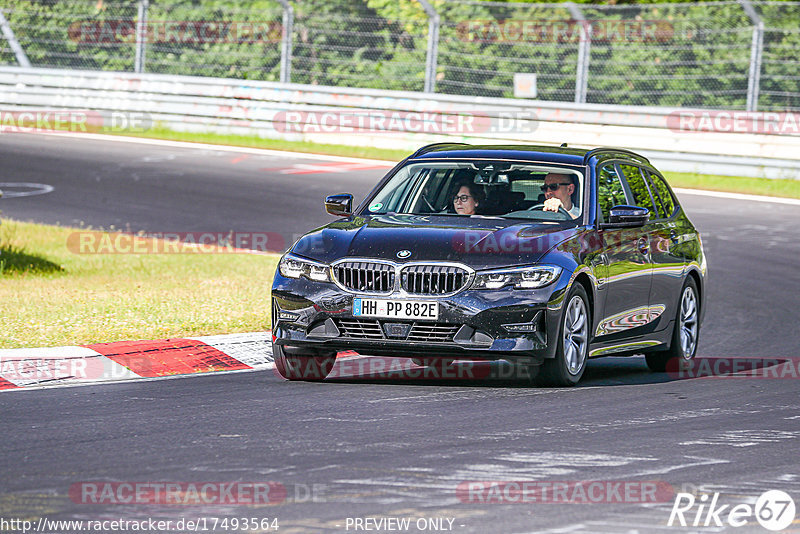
[408,143,650,167]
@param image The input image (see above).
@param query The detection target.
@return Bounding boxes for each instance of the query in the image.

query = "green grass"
[662,171,800,199]
[119,127,412,162]
[0,219,279,348]
[116,127,800,200]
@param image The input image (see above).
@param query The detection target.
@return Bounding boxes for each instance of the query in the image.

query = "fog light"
[503,311,543,334]
[278,311,300,322]
[503,323,539,333]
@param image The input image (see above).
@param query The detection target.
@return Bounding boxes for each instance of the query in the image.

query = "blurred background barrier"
[0,0,798,112]
[1,66,798,179]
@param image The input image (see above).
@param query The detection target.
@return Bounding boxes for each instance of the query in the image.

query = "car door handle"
[669,230,680,244]
[638,237,649,254]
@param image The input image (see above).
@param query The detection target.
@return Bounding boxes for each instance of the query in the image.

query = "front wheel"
[645,277,700,372]
[535,284,591,387]
[273,344,337,381]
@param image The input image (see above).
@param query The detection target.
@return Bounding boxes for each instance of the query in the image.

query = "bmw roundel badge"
[397,250,411,259]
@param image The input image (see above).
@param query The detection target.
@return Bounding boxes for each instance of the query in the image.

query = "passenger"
[452,182,483,215]
[541,173,580,219]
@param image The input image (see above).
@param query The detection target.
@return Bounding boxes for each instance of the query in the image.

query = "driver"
[541,173,580,219]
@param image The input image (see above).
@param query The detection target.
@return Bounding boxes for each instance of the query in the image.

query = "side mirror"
[601,205,650,229]
[325,194,353,217]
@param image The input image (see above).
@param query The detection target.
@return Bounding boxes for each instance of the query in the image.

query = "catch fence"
[1,0,797,111]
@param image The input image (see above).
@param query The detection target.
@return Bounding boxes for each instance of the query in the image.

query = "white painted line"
[0,346,138,387]
[34,131,396,165]
[190,332,271,344]
[188,332,274,368]
[281,163,350,174]
[0,333,277,391]
[673,187,800,206]
[0,182,54,198]
[2,365,269,393]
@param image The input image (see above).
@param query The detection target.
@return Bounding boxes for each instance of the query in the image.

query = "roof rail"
[410,142,471,158]
[583,147,650,165]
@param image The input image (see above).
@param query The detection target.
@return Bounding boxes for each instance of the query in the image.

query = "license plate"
[353,298,439,320]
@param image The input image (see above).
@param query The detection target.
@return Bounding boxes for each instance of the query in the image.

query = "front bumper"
[271,271,570,364]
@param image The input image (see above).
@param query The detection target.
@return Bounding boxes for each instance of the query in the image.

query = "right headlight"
[278,253,331,282]
[472,265,561,290]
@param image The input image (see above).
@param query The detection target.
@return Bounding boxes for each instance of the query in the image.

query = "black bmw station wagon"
[271,144,706,386]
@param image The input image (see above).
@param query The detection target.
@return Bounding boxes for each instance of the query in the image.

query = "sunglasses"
[540,182,572,192]
[453,194,474,203]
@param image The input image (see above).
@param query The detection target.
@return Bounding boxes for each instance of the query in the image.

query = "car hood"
[291,214,579,269]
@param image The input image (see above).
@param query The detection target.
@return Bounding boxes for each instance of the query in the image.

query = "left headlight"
[472,265,561,290]
[278,253,332,282]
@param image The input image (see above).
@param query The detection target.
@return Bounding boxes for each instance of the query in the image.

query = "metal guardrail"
[0,66,798,179]
[1,0,798,112]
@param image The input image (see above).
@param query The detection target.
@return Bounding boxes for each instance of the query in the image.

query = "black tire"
[645,277,700,372]
[273,344,337,381]
[535,284,591,387]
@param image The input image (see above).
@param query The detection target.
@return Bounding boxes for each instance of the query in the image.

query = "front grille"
[401,264,470,295]
[407,323,461,342]
[335,318,384,339]
[333,319,460,343]
[333,261,395,293]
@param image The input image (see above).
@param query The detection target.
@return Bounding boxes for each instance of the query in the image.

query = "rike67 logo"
[668,490,796,531]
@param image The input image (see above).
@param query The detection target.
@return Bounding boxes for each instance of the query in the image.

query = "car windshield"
[363,160,584,222]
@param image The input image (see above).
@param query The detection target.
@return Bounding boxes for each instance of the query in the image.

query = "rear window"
[645,170,678,218]
[618,164,657,215]
[510,179,544,203]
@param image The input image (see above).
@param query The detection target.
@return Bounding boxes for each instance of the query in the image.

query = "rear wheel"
[535,284,590,387]
[273,344,337,381]
[645,277,700,372]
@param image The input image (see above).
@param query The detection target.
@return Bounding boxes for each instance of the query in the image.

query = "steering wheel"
[528,203,571,219]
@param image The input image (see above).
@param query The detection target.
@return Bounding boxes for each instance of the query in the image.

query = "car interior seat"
[481,190,528,215]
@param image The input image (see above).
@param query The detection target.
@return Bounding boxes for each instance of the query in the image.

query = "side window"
[597,164,626,223]
[420,168,454,211]
[645,170,677,218]
[618,164,657,216]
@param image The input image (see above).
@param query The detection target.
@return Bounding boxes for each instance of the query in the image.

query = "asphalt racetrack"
[1,133,799,533]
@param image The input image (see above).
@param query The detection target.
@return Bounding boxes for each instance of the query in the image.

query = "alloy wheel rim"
[679,287,699,359]
[563,295,588,375]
